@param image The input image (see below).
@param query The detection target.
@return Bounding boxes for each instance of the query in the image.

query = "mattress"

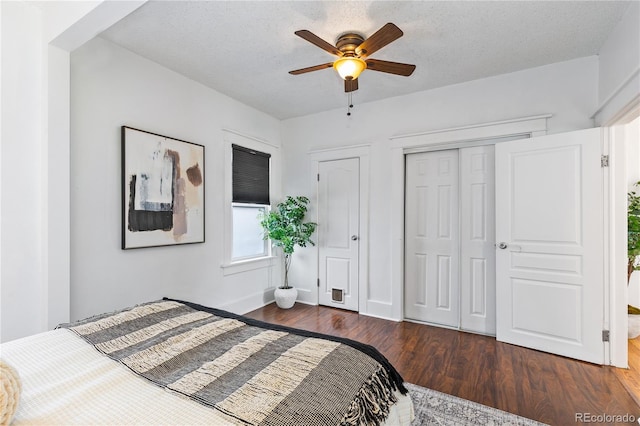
[1,323,413,425]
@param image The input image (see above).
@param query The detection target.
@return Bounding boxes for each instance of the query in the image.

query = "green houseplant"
[260,196,317,308]
[629,182,640,325]
[628,181,640,285]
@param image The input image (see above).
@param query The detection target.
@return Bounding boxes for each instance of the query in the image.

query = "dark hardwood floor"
[616,336,640,408]
[245,303,640,425]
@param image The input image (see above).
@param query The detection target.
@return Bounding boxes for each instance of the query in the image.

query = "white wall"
[70,37,281,321]
[281,56,599,319]
[0,0,143,343]
[595,1,640,125]
[1,1,45,342]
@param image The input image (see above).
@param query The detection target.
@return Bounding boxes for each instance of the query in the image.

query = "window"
[232,144,271,261]
[232,203,268,259]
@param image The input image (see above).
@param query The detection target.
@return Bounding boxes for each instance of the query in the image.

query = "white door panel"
[318,158,359,311]
[460,146,496,335]
[495,128,603,364]
[405,150,459,326]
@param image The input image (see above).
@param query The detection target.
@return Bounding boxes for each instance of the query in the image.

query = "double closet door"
[404,146,496,335]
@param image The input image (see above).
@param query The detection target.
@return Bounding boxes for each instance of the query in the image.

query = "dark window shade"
[232,144,271,205]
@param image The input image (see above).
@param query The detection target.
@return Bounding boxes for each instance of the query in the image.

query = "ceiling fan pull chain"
[347,92,354,116]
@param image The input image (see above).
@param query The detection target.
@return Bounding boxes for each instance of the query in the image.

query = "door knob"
[497,242,508,249]
[351,235,359,241]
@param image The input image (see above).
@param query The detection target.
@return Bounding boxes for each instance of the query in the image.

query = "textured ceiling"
[99,1,631,120]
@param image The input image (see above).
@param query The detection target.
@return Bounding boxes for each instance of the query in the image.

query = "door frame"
[603,95,640,367]
[309,145,370,313]
[389,115,552,322]
[317,157,361,311]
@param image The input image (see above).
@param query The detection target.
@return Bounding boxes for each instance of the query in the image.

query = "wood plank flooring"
[245,303,640,425]
[616,336,640,408]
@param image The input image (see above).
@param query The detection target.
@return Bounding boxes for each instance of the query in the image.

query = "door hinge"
[317,278,320,287]
[317,173,320,181]
[602,330,610,342]
[601,155,609,167]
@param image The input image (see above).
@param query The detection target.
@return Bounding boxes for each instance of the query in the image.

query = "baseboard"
[362,299,401,321]
[294,287,317,305]
[218,289,275,315]
[359,310,402,322]
[219,288,319,314]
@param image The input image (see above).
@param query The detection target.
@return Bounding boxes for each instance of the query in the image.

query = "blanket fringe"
[340,367,401,426]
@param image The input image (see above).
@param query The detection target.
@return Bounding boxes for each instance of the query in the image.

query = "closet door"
[460,146,496,335]
[405,150,459,327]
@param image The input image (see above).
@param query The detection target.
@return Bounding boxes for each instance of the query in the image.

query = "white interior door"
[460,146,496,335]
[405,150,459,326]
[318,158,359,311]
[495,128,604,364]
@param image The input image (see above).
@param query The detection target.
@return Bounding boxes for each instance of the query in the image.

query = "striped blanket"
[59,299,407,425]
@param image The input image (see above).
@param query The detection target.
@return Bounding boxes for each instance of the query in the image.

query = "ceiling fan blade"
[294,30,343,57]
[356,23,403,58]
[365,59,416,76]
[345,78,359,93]
[289,63,334,75]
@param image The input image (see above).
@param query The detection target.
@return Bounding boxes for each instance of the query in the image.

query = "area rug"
[407,383,547,426]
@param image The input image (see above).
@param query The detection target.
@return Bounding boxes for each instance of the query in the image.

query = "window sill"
[221,256,278,276]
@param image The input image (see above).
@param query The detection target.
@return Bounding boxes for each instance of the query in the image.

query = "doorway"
[317,158,360,311]
[403,128,607,366]
[394,116,615,364]
[622,116,640,375]
[625,117,640,311]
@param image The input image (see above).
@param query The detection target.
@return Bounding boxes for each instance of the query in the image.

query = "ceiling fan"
[289,23,416,93]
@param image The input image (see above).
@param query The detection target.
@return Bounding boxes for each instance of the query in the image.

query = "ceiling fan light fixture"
[333,57,366,80]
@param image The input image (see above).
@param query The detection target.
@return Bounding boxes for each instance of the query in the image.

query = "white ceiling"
[99,1,631,120]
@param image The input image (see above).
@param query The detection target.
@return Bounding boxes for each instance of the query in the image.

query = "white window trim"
[222,129,280,275]
[221,255,279,276]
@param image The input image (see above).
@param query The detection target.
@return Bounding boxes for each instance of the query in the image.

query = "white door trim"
[389,115,551,321]
[390,114,551,148]
[603,94,640,368]
[309,145,369,313]
[317,158,360,311]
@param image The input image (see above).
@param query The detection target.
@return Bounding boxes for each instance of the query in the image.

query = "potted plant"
[260,196,317,309]
[627,181,640,338]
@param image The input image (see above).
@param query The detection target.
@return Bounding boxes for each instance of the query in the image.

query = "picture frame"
[122,126,205,249]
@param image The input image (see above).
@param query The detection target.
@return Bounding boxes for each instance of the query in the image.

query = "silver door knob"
[497,242,508,249]
[351,235,358,241]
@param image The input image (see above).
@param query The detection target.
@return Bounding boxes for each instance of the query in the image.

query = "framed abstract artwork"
[122,126,205,249]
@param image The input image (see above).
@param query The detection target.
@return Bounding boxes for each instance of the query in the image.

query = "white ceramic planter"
[274,287,297,309]
[629,314,640,339]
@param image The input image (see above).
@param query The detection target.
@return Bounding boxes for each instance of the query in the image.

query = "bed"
[0,298,414,425]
